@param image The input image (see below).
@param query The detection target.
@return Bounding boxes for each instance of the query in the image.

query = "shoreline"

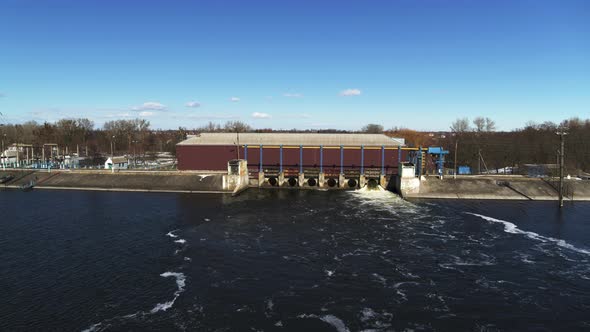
[1,169,590,201]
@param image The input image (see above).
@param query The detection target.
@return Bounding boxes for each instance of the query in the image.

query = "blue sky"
[0,0,588,131]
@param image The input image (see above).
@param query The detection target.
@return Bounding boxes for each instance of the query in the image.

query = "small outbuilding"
[105,156,129,170]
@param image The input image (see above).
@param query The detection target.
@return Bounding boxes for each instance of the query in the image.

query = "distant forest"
[1,117,588,173]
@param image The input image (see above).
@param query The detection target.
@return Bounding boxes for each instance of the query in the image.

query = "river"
[1,189,589,331]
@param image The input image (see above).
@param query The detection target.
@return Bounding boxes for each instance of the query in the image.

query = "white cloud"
[132,101,167,111]
[230,97,240,102]
[138,111,154,117]
[185,101,201,108]
[283,93,303,98]
[339,88,361,96]
[252,112,271,119]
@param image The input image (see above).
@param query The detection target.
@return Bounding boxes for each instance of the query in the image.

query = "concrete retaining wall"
[1,170,228,193]
[406,176,590,201]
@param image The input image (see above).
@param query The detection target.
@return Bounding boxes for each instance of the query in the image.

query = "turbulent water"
[1,189,590,331]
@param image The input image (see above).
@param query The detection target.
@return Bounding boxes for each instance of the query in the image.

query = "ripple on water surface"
[1,189,589,331]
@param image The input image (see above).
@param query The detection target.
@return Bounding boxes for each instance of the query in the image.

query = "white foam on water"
[320,315,350,332]
[297,314,350,332]
[348,186,426,218]
[82,307,146,331]
[325,269,335,277]
[81,323,102,332]
[184,257,192,262]
[266,298,274,311]
[166,230,178,238]
[445,254,496,266]
[150,272,186,313]
[174,239,186,244]
[466,212,590,256]
[360,307,376,321]
[356,184,386,192]
[371,273,387,285]
[82,241,190,331]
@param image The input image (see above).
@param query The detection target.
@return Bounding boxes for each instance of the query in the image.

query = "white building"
[105,156,129,170]
[1,145,22,166]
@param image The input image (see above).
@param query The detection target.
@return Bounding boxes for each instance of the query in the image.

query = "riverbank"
[2,170,590,201]
[1,169,229,194]
[403,175,590,201]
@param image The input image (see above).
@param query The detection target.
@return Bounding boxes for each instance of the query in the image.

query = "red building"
[177,133,407,176]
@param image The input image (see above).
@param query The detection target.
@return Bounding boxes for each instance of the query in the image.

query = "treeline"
[355,117,590,174]
[1,117,589,173]
[442,117,590,174]
[0,119,182,158]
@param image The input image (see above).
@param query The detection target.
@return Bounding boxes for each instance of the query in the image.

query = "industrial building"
[177,133,415,188]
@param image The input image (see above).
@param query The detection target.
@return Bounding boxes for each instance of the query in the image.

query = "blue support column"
[340,145,344,174]
[299,145,303,174]
[280,144,283,173]
[259,145,263,172]
[398,146,402,162]
[381,145,385,175]
[417,146,422,176]
[320,145,324,173]
[361,145,365,174]
[244,144,248,161]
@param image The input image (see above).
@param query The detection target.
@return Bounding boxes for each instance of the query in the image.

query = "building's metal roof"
[107,157,129,164]
[177,133,405,147]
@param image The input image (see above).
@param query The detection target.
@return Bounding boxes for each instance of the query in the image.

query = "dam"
[2,132,589,200]
[177,132,420,190]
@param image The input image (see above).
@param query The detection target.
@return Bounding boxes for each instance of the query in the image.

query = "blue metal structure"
[360,145,365,174]
[299,145,303,174]
[427,147,450,175]
[416,146,422,176]
[458,166,471,175]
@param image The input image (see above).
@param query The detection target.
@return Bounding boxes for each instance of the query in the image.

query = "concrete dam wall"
[401,176,590,201]
[1,170,228,194]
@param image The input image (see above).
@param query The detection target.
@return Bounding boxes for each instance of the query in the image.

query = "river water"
[1,189,589,331]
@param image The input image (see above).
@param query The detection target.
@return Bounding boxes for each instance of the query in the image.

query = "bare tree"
[223,120,251,133]
[197,121,221,132]
[361,124,384,133]
[450,118,470,133]
[473,117,485,132]
[484,117,496,132]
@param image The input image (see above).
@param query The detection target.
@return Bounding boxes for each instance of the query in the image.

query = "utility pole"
[478,149,481,175]
[236,131,240,160]
[557,131,567,208]
[454,140,458,179]
[111,135,115,157]
[1,133,5,169]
